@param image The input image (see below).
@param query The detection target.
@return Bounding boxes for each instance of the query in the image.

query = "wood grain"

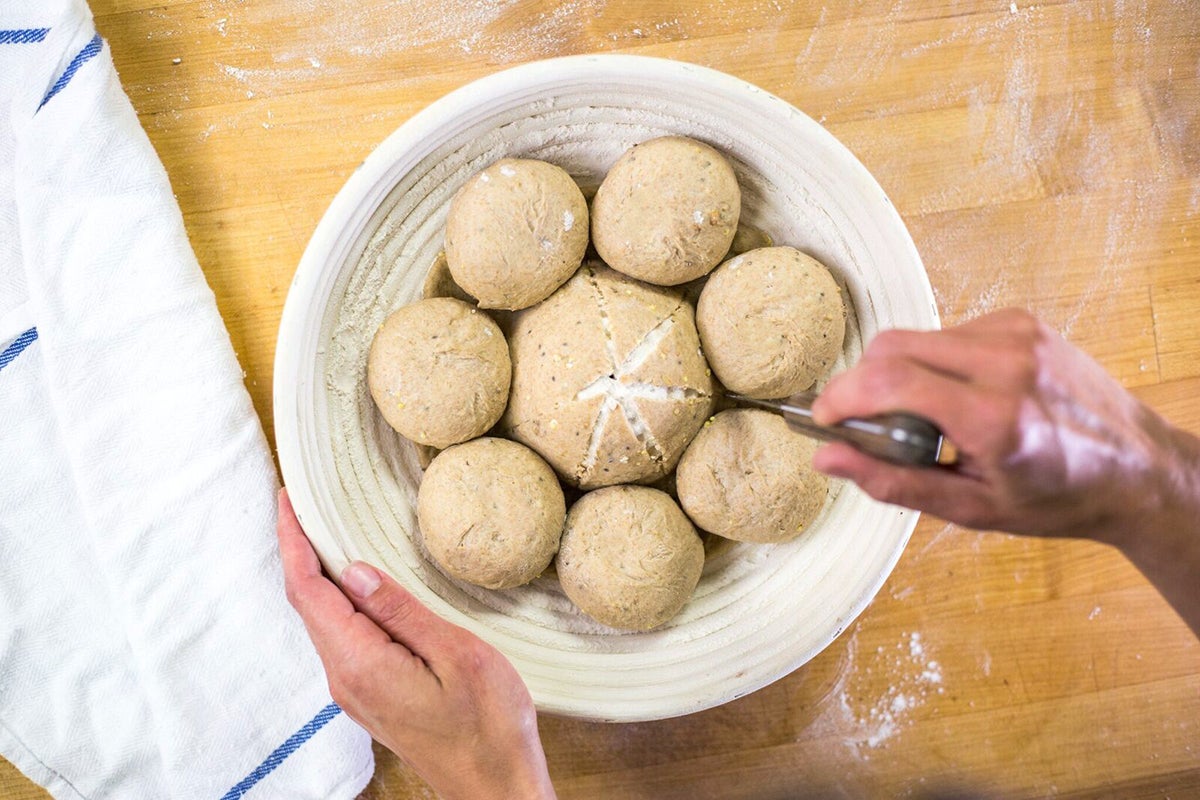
[5,1,1198,797]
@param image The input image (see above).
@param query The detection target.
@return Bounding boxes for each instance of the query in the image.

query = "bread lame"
[727,393,957,468]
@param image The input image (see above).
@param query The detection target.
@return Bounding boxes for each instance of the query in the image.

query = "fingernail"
[341,562,381,599]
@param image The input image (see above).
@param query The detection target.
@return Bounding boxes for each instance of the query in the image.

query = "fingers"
[862,327,1035,389]
[277,488,360,645]
[854,309,1044,384]
[340,561,463,669]
[805,310,1063,532]
[814,442,997,528]
[811,353,995,451]
[277,489,421,676]
[278,488,474,672]
[278,493,552,799]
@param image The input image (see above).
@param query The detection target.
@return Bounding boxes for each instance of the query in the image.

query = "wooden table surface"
[6,1,1199,797]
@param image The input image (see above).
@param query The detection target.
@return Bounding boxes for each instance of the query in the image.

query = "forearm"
[1104,418,1200,636]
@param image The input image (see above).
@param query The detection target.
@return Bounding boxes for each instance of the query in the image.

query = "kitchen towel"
[0,1,374,797]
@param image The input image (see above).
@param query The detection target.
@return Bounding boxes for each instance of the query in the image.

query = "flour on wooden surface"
[808,628,946,759]
[852,631,944,753]
[887,0,1181,349]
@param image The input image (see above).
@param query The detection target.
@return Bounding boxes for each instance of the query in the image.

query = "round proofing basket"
[275,54,938,722]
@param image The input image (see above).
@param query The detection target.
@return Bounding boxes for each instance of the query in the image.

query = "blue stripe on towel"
[0,28,50,44]
[37,32,102,111]
[0,327,38,373]
[219,702,344,799]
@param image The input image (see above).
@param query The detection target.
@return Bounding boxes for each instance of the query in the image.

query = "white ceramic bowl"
[274,54,938,722]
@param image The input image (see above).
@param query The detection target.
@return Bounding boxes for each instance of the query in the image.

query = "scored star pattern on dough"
[574,270,709,479]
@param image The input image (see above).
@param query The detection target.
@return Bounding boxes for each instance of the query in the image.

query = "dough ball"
[445,158,589,311]
[502,263,715,489]
[417,438,565,589]
[676,409,829,544]
[367,297,510,449]
[557,485,704,630]
[592,136,740,286]
[697,246,845,399]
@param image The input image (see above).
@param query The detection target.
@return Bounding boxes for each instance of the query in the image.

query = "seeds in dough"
[367,297,510,449]
[417,438,565,590]
[592,136,741,286]
[445,158,589,311]
[556,485,704,630]
[676,408,829,544]
[502,263,714,489]
[697,246,845,399]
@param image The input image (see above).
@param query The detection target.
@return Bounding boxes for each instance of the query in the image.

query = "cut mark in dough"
[586,267,623,368]
[575,267,710,481]
[579,395,619,482]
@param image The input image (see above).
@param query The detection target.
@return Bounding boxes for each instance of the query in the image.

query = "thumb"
[340,561,449,662]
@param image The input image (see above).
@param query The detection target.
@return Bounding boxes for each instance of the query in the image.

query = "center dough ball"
[557,485,704,630]
[367,297,510,449]
[445,158,589,311]
[591,136,741,286]
[502,264,715,489]
[417,438,565,590]
[676,409,829,544]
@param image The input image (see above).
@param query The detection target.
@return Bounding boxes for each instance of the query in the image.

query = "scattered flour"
[899,8,1023,61]
[893,0,1180,350]
[810,629,947,759]
[217,61,326,93]
[856,632,945,750]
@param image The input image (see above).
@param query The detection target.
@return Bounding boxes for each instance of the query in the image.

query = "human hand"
[810,308,1182,541]
[276,488,557,800]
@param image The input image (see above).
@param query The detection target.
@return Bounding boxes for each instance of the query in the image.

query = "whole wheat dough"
[696,246,844,399]
[556,485,704,630]
[675,408,829,543]
[417,437,565,589]
[591,136,740,286]
[367,297,510,449]
[445,158,589,310]
[502,263,714,489]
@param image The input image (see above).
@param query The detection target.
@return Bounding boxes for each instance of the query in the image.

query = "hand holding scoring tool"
[727,392,956,468]
[279,308,1200,797]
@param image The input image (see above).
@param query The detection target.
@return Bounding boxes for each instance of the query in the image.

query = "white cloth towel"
[0,1,374,797]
